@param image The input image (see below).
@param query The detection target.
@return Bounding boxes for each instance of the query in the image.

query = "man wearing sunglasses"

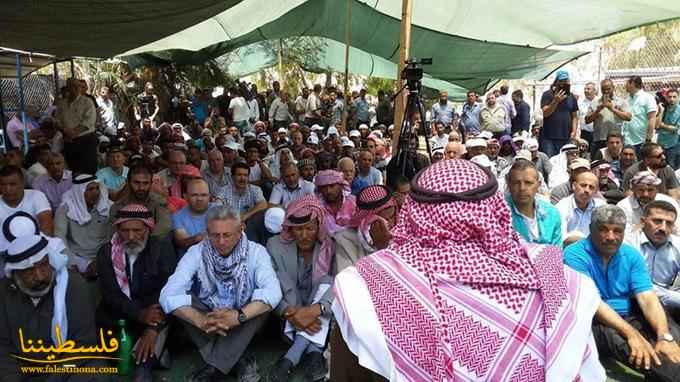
[622,143,680,200]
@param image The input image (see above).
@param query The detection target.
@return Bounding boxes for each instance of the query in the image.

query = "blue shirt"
[159,239,282,313]
[564,238,653,316]
[622,90,658,146]
[354,98,370,122]
[506,195,562,246]
[460,102,482,134]
[172,206,209,237]
[540,90,578,140]
[95,166,129,191]
[657,104,680,149]
[431,101,456,126]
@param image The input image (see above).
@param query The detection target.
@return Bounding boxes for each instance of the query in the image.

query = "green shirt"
[622,90,658,146]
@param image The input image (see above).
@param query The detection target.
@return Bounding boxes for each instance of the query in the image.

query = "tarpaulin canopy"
[124,0,588,91]
[217,38,472,99]
[0,0,242,58]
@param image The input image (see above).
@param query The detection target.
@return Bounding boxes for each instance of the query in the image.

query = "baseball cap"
[555,69,570,81]
[277,127,287,134]
[515,150,532,161]
[358,123,369,130]
[307,135,319,145]
[523,138,539,152]
[477,131,493,140]
[221,141,241,151]
[349,130,361,138]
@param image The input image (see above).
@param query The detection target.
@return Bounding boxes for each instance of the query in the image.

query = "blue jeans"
[539,138,568,157]
[665,143,680,170]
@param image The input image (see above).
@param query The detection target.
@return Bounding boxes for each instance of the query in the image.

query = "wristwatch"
[659,333,675,342]
[237,308,248,324]
[318,303,327,316]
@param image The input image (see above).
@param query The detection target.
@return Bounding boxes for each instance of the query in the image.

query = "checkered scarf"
[111,204,155,298]
[348,185,396,252]
[196,233,252,310]
[355,160,576,381]
[281,195,333,283]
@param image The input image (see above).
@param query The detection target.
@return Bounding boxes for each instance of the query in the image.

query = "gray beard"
[124,236,148,256]
[15,272,55,298]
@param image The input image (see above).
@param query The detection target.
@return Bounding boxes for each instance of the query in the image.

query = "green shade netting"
[218,38,472,99]
[124,0,587,90]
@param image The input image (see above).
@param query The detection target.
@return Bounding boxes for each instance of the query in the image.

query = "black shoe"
[269,357,294,382]
[235,355,261,382]
[185,364,223,382]
[300,352,327,382]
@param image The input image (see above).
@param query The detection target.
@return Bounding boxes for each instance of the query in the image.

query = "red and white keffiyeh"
[348,185,396,252]
[350,160,597,381]
[314,170,356,234]
[281,195,333,283]
[111,204,155,298]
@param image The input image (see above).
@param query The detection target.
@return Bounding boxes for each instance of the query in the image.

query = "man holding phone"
[539,70,579,157]
[587,79,632,156]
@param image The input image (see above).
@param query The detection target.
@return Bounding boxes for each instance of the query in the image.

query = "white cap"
[311,124,324,131]
[326,126,339,137]
[465,138,487,149]
[523,138,539,151]
[349,130,361,138]
[477,131,493,140]
[221,141,241,151]
[243,131,256,138]
[264,207,285,234]
[277,128,287,134]
[307,135,319,145]
[359,123,369,130]
[470,154,493,169]
[515,149,532,161]
[341,137,355,148]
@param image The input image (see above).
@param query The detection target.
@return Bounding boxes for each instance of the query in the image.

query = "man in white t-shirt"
[228,87,251,134]
[304,84,323,127]
[0,165,53,252]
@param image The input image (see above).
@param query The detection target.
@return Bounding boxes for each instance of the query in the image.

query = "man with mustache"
[564,205,680,381]
[0,234,107,381]
[626,200,680,321]
[97,204,176,382]
[623,143,680,199]
[617,171,680,234]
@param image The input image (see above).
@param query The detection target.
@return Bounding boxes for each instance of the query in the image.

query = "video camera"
[401,58,432,91]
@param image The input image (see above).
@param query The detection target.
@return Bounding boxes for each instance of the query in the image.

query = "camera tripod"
[386,72,433,188]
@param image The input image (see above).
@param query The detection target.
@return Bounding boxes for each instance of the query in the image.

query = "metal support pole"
[70,59,75,78]
[17,54,28,153]
[0,72,6,153]
[53,61,59,92]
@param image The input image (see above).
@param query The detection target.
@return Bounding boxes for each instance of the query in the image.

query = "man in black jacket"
[97,204,176,382]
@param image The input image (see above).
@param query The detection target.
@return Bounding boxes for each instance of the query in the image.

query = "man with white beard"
[96,204,177,382]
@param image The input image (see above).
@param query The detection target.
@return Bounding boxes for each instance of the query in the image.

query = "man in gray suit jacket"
[267,195,334,382]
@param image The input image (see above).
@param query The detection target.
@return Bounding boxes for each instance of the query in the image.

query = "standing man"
[135,82,160,126]
[353,89,370,128]
[56,78,97,175]
[460,90,481,136]
[96,85,118,136]
[497,85,517,134]
[579,82,598,148]
[304,85,323,127]
[622,76,658,154]
[657,89,680,169]
[564,205,680,382]
[431,90,456,128]
[479,92,507,137]
[587,79,631,156]
[160,205,281,381]
[511,89,531,134]
[539,70,579,157]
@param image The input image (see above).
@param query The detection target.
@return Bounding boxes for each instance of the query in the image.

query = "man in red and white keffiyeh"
[98,203,177,381]
[332,159,606,381]
[314,170,356,235]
